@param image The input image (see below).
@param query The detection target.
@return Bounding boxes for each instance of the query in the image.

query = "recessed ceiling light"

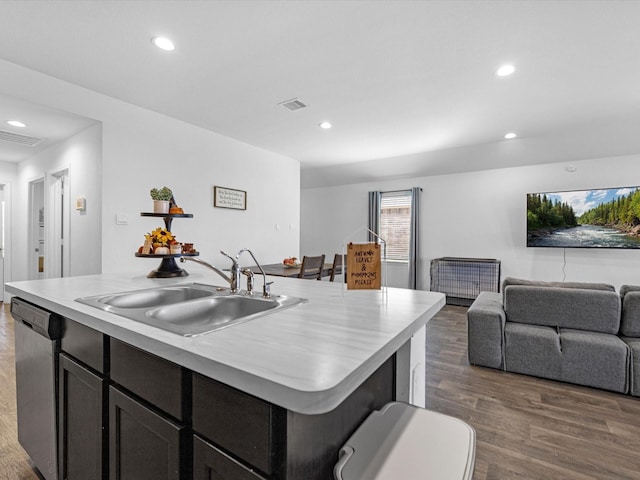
[7,120,26,128]
[496,64,516,77]
[504,132,517,139]
[151,36,175,51]
[319,121,332,129]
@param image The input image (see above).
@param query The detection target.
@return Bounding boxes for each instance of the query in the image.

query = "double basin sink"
[76,283,307,337]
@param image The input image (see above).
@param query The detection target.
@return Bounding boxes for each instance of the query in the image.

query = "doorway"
[28,170,70,280]
[29,179,45,280]
[0,185,5,300]
[48,170,70,278]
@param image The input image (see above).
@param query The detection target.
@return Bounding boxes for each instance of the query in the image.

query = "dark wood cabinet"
[61,317,108,374]
[58,353,107,480]
[109,386,186,480]
[192,373,284,476]
[110,338,188,421]
[56,318,395,480]
[192,354,395,480]
[193,435,266,480]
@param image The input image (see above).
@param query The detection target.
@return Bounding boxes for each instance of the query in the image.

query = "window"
[379,190,412,261]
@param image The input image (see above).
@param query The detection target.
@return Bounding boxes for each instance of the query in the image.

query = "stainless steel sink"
[92,283,221,309]
[76,283,307,336]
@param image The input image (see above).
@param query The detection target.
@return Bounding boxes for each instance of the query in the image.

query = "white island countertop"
[6,273,445,414]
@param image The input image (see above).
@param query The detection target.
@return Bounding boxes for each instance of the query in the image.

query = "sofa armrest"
[467,291,505,369]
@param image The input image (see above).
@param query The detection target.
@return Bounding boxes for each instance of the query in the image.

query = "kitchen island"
[7,272,445,480]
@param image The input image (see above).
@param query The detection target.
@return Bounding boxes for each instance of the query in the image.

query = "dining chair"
[329,253,346,282]
[298,254,325,280]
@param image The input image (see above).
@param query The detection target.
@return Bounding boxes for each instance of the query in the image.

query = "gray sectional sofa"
[467,278,640,395]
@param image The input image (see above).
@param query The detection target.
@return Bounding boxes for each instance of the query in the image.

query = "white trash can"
[334,402,476,480]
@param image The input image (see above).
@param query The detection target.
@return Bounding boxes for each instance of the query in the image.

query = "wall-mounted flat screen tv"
[527,186,640,248]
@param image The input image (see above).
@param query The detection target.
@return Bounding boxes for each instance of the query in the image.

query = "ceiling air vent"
[279,98,307,111]
[0,129,44,146]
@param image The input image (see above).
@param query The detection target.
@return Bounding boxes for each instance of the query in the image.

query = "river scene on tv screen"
[527,187,640,248]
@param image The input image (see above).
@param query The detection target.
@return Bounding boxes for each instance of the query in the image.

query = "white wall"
[101,109,299,275]
[13,124,103,281]
[0,161,18,296]
[301,155,640,291]
[1,58,300,279]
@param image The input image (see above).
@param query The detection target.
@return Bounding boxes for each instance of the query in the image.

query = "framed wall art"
[213,186,246,210]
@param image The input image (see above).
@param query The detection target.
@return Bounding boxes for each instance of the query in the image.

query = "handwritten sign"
[214,186,247,210]
[347,242,381,290]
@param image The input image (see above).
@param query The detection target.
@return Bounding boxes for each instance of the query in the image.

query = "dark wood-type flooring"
[1,304,640,479]
[427,305,640,480]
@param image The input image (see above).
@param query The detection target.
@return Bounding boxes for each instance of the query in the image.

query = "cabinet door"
[109,386,185,480]
[59,353,106,480]
[193,435,265,480]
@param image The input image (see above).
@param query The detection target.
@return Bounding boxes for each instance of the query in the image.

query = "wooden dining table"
[248,263,334,278]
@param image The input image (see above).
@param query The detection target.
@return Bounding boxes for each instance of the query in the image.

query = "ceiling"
[0,1,639,187]
[0,94,98,162]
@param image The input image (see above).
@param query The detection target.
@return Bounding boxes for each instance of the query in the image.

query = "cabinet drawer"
[193,435,265,480]
[110,338,186,421]
[61,318,106,374]
[192,373,281,475]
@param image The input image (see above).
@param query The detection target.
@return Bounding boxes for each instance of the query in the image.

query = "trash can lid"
[334,402,475,480]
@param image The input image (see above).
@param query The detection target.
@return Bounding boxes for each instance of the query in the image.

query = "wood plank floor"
[1,304,640,479]
[428,305,640,480]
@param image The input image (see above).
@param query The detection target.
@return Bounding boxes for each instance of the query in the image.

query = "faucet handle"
[263,281,274,298]
[220,250,235,262]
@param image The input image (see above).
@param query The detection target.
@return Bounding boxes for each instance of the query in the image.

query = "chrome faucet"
[179,256,235,290]
[236,248,273,298]
[220,250,242,292]
[181,249,272,297]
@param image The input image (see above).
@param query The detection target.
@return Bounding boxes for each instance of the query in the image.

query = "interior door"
[48,170,70,278]
[29,179,45,280]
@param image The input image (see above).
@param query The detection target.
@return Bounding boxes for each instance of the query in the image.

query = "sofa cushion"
[620,291,640,337]
[560,329,629,393]
[620,284,640,299]
[622,337,640,396]
[502,277,616,296]
[504,285,621,334]
[504,323,562,379]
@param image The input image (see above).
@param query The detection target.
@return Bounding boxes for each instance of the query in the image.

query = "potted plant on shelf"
[150,186,173,213]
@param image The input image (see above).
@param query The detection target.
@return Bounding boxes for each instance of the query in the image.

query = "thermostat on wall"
[76,197,86,211]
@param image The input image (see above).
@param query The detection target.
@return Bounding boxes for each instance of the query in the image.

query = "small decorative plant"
[150,186,173,201]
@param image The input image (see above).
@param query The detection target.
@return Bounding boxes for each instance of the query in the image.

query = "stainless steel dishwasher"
[12,297,62,480]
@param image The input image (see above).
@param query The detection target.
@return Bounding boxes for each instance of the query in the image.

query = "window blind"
[380,191,411,261]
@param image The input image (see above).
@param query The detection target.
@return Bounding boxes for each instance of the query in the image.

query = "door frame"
[46,168,70,278]
[0,182,12,302]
